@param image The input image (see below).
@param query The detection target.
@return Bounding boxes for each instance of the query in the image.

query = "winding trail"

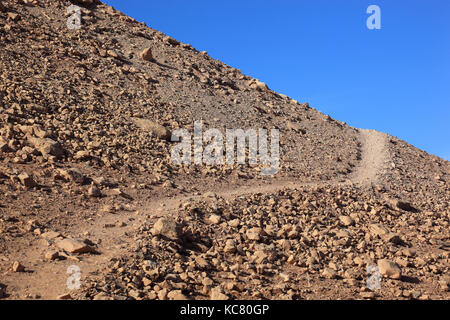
[4,128,391,299]
[148,128,390,215]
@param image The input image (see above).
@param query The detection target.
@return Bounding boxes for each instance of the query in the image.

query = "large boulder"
[141,48,153,61]
[151,217,180,240]
[132,118,171,141]
[378,259,402,279]
[56,238,94,254]
[27,136,65,158]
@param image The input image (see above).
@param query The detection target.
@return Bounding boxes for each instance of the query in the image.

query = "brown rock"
[439,275,450,291]
[152,217,180,240]
[44,250,59,261]
[163,36,180,46]
[248,79,269,92]
[141,48,153,61]
[360,291,376,299]
[55,239,94,254]
[246,227,262,241]
[157,288,168,300]
[93,292,111,300]
[58,168,86,185]
[195,256,209,269]
[18,172,37,188]
[7,12,19,22]
[167,290,188,300]
[339,215,354,226]
[132,118,171,141]
[224,239,236,253]
[0,142,12,153]
[322,268,337,279]
[41,231,63,240]
[57,293,72,300]
[88,183,102,197]
[368,223,389,237]
[378,259,401,279]
[286,121,304,133]
[402,248,416,257]
[387,199,417,212]
[74,150,91,160]
[12,261,25,272]
[395,201,416,212]
[208,214,221,224]
[27,136,64,158]
[381,233,402,244]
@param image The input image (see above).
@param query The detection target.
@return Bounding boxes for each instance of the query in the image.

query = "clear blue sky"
[103,0,450,160]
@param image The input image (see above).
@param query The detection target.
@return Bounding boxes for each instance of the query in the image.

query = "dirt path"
[149,128,390,213]
[3,129,390,299]
[350,129,389,186]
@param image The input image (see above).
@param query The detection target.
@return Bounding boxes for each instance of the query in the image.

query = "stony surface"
[0,0,448,300]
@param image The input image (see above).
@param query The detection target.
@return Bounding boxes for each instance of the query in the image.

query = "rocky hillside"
[0,0,448,300]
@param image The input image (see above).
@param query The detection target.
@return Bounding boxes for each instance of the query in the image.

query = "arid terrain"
[0,0,448,300]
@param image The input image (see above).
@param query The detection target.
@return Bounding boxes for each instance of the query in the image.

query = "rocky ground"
[0,0,448,300]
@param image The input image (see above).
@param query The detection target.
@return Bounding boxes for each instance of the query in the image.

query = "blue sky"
[103,0,450,160]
